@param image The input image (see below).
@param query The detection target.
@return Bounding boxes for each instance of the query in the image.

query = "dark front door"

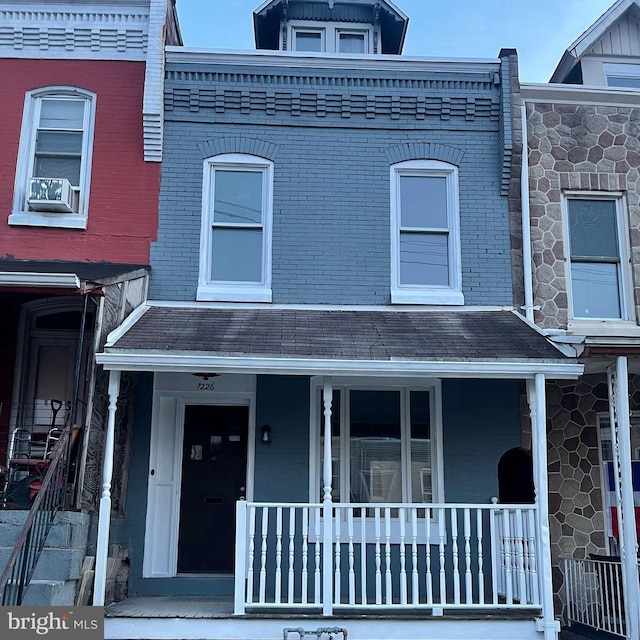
[177,404,248,573]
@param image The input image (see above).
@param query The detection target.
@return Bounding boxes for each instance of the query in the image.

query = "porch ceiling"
[97,306,584,378]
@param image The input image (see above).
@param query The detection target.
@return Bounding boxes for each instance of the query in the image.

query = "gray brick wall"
[151,62,513,305]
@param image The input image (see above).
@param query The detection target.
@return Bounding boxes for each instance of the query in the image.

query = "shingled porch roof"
[97,305,583,379]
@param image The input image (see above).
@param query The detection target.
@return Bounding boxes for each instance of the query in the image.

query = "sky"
[174,0,617,83]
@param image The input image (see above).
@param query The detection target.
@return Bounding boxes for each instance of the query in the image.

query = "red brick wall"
[0,59,160,264]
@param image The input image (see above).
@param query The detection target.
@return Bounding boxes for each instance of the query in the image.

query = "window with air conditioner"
[10,87,96,229]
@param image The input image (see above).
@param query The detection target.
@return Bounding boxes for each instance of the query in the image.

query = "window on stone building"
[198,154,273,302]
[10,87,96,229]
[604,63,640,89]
[565,196,630,320]
[390,160,463,304]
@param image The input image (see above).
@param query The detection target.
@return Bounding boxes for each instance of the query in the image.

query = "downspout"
[521,104,534,323]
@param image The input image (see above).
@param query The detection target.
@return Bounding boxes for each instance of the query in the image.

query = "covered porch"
[95,304,582,640]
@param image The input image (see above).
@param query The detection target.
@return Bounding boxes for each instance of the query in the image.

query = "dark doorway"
[498,447,535,503]
[177,404,248,573]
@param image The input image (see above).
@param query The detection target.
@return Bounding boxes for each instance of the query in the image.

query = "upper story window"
[288,22,373,54]
[10,87,96,230]
[565,194,632,321]
[604,63,640,89]
[390,160,463,305]
[198,154,274,303]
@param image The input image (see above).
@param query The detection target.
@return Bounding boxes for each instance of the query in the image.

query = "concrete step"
[0,545,86,581]
[22,579,77,606]
[0,510,90,548]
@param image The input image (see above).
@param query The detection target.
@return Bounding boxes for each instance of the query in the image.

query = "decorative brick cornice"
[165,86,500,123]
[0,5,150,60]
[385,142,464,165]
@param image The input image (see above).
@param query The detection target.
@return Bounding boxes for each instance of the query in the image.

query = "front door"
[177,405,248,573]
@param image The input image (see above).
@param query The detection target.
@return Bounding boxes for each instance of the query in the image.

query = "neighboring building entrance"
[177,405,248,573]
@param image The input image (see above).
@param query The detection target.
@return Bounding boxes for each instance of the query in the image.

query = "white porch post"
[607,357,640,640]
[92,370,121,606]
[322,378,333,616]
[528,374,559,640]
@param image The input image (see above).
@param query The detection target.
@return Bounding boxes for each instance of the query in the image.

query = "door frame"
[143,376,256,578]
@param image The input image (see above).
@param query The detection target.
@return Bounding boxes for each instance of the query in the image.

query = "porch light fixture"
[261,424,272,445]
[191,372,219,381]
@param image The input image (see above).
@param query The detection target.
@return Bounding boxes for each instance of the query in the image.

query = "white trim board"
[96,353,584,379]
[105,615,544,640]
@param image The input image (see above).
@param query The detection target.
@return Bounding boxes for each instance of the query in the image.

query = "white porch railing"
[564,557,626,637]
[234,501,541,615]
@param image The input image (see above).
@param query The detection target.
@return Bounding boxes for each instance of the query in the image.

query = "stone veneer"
[527,102,640,329]
[545,374,640,619]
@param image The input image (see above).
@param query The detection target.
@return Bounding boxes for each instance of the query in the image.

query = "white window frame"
[390,160,463,305]
[603,62,640,89]
[287,21,374,54]
[198,153,273,303]
[563,192,634,330]
[10,86,96,230]
[308,377,444,508]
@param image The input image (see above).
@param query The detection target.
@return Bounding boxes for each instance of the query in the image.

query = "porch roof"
[97,305,583,379]
[0,259,148,290]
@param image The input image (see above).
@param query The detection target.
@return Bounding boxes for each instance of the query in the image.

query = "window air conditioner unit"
[28,177,78,213]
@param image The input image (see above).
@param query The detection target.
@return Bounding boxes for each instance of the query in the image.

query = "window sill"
[391,288,464,305]
[568,319,640,337]
[197,284,273,303]
[9,211,87,230]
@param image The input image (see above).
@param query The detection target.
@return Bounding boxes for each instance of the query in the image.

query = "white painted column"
[608,357,640,640]
[322,378,333,616]
[528,374,559,640]
[92,370,121,606]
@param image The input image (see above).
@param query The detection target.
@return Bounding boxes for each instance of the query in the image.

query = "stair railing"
[0,424,73,605]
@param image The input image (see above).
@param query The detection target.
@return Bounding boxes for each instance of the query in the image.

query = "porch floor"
[105,596,541,620]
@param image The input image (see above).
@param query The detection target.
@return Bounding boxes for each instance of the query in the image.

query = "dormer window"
[288,22,372,54]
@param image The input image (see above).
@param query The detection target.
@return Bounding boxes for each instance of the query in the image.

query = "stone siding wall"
[527,102,640,328]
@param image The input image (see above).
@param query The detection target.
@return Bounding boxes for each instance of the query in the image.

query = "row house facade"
[519,0,640,638]
[0,0,180,605]
[95,2,582,640]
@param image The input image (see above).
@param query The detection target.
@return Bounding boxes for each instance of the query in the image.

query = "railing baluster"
[302,507,309,604]
[247,505,256,604]
[347,507,355,605]
[425,506,433,605]
[384,507,392,605]
[438,507,446,606]
[476,508,484,605]
[360,507,367,605]
[411,507,419,605]
[463,508,472,603]
[375,507,382,604]
[334,505,341,605]
[288,507,296,604]
[259,507,269,604]
[275,507,283,604]
[527,508,539,605]
[502,508,513,605]
[314,506,321,605]
[399,506,407,604]
[451,507,460,604]
[514,508,526,604]
[489,506,498,605]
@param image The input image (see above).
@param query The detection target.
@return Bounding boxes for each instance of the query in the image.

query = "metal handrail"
[0,424,73,605]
